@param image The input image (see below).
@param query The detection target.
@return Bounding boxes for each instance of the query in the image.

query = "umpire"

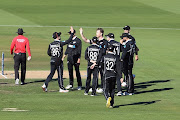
[63,30,82,90]
[10,28,31,85]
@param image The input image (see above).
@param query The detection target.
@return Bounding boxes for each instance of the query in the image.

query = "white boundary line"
[0,25,180,30]
[0,73,8,79]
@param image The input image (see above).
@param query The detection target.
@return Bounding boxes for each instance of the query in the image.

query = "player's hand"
[120,39,123,44]
[135,55,139,61]
[120,78,124,84]
[90,60,96,64]
[27,56,31,61]
[77,58,81,63]
[70,26,74,33]
[62,57,64,61]
[79,28,83,34]
[90,63,96,69]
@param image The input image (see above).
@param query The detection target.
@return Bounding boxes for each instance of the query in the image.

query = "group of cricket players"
[42,25,139,108]
[11,26,139,109]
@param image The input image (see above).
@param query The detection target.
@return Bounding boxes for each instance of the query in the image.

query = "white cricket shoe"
[97,88,103,93]
[116,91,123,96]
[84,92,88,95]
[89,88,92,92]
[42,84,47,92]
[77,86,82,90]
[59,88,69,93]
[65,85,73,90]
[15,79,19,85]
[128,93,134,95]
[123,92,128,96]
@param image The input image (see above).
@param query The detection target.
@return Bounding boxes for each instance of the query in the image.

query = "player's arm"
[47,44,51,56]
[61,26,74,46]
[62,55,66,61]
[77,40,82,64]
[85,47,90,61]
[79,28,90,43]
[10,39,15,55]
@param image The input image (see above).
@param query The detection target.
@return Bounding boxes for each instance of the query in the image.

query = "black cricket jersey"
[85,44,102,67]
[47,33,74,65]
[121,39,136,64]
[108,39,121,58]
[101,52,122,79]
[128,33,139,55]
[65,36,82,63]
[90,38,108,56]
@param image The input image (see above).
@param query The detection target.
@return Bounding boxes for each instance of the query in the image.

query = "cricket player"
[63,30,82,90]
[122,25,139,61]
[105,33,122,96]
[80,28,108,93]
[120,33,136,95]
[42,26,75,92]
[10,28,31,85]
[84,36,102,96]
[101,45,122,108]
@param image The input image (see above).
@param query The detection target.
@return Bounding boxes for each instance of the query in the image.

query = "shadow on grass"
[135,88,173,94]
[114,100,161,108]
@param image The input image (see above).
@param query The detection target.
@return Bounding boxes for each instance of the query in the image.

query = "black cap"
[52,32,61,39]
[108,45,115,52]
[16,28,25,34]
[68,30,76,34]
[120,33,129,39]
[105,33,115,38]
[123,25,130,30]
[91,36,98,43]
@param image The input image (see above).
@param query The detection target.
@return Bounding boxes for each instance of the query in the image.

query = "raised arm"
[61,26,75,46]
[79,28,90,43]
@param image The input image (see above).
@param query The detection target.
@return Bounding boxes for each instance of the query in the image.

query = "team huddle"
[10,26,139,108]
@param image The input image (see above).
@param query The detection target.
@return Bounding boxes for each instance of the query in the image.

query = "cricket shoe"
[59,88,69,93]
[77,86,82,90]
[84,92,88,95]
[15,79,19,85]
[91,93,97,96]
[109,106,113,109]
[116,91,123,96]
[97,88,103,93]
[128,93,134,95]
[65,85,73,90]
[106,97,112,108]
[89,88,92,92]
[123,92,128,96]
[42,84,47,92]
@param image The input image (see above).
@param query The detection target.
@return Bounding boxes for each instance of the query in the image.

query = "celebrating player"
[101,45,123,108]
[80,28,108,93]
[84,37,102,96]
[42,26,75,92]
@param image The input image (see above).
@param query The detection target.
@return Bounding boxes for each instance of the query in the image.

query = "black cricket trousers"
[14,53,26,83]
[67,61,82,87]
[85,67,98,94]
[123,59,134,93]
[45,62,64,89]
[104,77,116,106]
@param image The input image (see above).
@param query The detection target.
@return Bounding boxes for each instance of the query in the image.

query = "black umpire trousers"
[123,59,134,93]
[45,62,64,89]
[67,61,82,87]
[14,53,26,83]
[104,77,116,106]
[85,67,98,94]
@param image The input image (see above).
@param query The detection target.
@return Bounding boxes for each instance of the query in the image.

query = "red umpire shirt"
[10,35,31,56]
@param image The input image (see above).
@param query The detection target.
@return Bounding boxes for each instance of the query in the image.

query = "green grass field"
[0,0,180,120]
